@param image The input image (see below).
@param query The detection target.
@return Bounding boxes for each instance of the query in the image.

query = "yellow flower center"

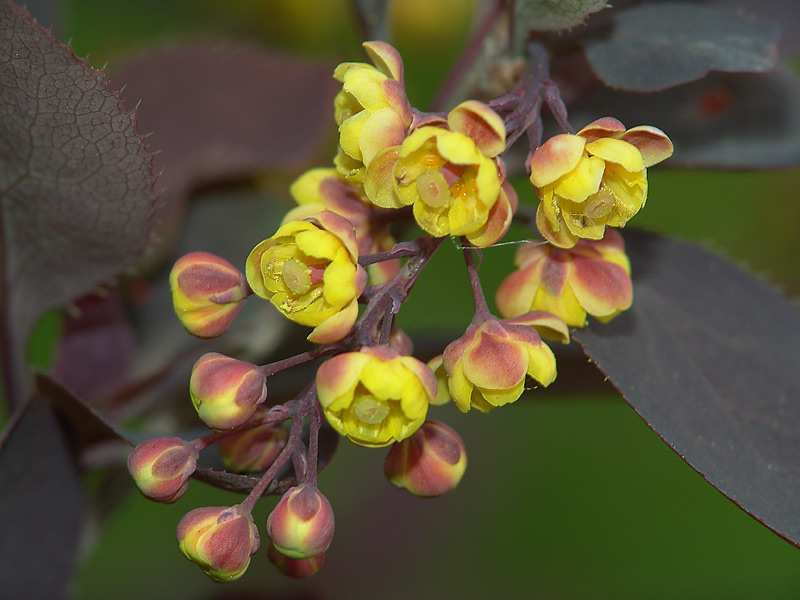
[352,394,390,424]
[282,258,312,294]
[417,170,449,208]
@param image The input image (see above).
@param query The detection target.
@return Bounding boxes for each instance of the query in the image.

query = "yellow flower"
[316,345,437,447]
[496,230,633,327]
[365,100,515,246]
[284,167,400,284]
[246,211,368,343]
[442,314,569,413]
[334,41,412,183]
[530,117,673,248]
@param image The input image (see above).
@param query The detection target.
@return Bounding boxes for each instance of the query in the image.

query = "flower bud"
[127,436,198,503]
[189,352,267,430]
[217,409,289,473]
[177,505,260,582]
[384,420,467,497]
[170,251,248,338]
[267,484,335,559]
[267,541,327,579]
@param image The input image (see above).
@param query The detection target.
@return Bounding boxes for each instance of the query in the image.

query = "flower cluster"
[132,39,673,584]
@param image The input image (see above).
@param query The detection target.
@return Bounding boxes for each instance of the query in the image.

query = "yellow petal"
[585,138,645,172]
[553,155,604,202]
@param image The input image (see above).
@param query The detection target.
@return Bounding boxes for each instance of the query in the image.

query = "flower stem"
[238,384,314,513]
[462,241,491,321]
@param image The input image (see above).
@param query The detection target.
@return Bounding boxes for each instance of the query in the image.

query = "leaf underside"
[574,230,800,548]
[516,0,608,34]
[582,2,779,92]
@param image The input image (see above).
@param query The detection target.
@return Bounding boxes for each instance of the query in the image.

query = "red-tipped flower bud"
[177,505,259,582]
[384,420,467,497]
[170,251,248,338]
[267,484,335,559]
[217,409,289,473]
[127,436,198,503]
[267,541,327,579]
[190,352,267,430]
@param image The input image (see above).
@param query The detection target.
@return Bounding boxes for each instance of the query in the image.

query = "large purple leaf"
[0,397,86,599]
[582,3,779,92]
[110,45,339,254]
[574,230,800,547]
[0,0,157,405]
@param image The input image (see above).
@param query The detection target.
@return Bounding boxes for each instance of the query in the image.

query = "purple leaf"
[568,68,800,169]
[34,373,131,447]
[52,290,136,405]
[515,0,609,34]
[110,45,339,251]
[582,3,779,92]
[0,0,157,405]
[573,230,800,547]
[0,396,86,599]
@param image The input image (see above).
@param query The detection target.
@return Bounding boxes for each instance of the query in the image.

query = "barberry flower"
[316,345,437,447]
[443,313,569,413]
[267,484,335,559]
[333,41,413,183]
[246,211,368,343]
[169,251,248,338]
[216,408,289,473]
[384,420,467,497]
[496,230,633,327]
[267,541,327,579]
[177,505,260,582]
[189,352,267,430]
[127,436,198,503]
[284,167,400,283]
[365,100,514,246]
[530,117,673,248]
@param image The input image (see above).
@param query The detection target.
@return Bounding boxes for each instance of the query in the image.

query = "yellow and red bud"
[169,251,248,338]
[384,420,467,497]
[176,505,260,582]
[496,230,633,327]
[267,541,327,579]
[189,352,267,430]
[127,436,198,503]
[216,409,289,473]
[266,484,335,559]
[443,314,569,413]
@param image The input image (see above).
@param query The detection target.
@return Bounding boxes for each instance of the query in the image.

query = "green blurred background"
[27,0,800,597]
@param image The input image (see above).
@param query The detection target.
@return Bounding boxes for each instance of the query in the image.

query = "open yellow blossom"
[246,211,367,343]
[365,100,515,246]
[530,117,673,248]
[316,345,437,447]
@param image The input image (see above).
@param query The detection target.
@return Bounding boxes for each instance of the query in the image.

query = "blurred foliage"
[37,0,800,597]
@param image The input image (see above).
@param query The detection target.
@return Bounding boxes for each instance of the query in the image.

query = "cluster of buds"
[130,39,673,584]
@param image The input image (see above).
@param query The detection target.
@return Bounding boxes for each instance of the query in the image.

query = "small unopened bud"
[267,484,335,559]
[267,541,326,579]
[384,420,467,497]
[170,251,248,338]
[190,352,267,430]
[127,436,198,503]
[177,505,260,582]
[217,409,289,473]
